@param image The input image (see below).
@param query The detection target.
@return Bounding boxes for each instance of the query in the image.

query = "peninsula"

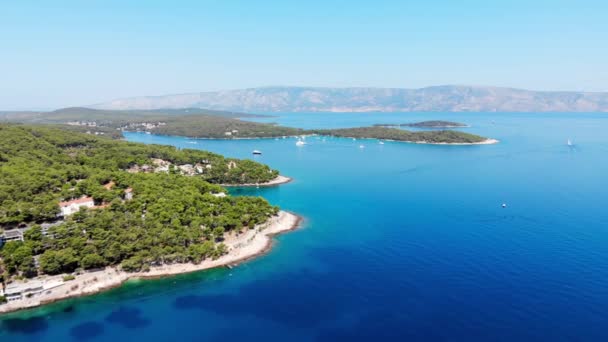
[0,107,303,139]
[0,124,298,313]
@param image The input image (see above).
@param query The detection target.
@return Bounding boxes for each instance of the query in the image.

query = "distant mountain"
[0,107,266,123]
[90,86,608,113]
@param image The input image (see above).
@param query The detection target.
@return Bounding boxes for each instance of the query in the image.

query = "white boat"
[379,141,385,145]
[567,139,573,146]
[296,140,305,146]
[252,150,262,155]
[359,145,365,149]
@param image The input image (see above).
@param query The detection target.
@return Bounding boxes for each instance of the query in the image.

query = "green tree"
[213,227,225,241]
[81,254,106,270]
[121,255,144,272]
[39,248,78,275]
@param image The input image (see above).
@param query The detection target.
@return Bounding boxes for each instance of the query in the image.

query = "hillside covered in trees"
[1,107,303,139]
[313,126,488,144]
[0,124,281,281]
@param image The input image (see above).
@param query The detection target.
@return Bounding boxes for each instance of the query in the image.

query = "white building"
[124,188,134,200]
[1,229,24,242]
[4,280,44,301]
[58,197,95,217]
[4,279,64,302]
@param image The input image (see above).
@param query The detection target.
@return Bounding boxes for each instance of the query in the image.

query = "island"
[313,127,497,145]
[1,107,496,145]
[0,124,299,313]
[374,120,469,128]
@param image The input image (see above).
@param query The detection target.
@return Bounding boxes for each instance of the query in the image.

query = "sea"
[2,112,608,341]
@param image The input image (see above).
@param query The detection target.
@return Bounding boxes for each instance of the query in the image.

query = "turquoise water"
[2,112,608,341]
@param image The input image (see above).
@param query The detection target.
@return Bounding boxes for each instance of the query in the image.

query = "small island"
[374,120,468,128]
[0,125,299,313]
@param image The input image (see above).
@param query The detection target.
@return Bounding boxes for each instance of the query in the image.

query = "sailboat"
[567,138,573,146]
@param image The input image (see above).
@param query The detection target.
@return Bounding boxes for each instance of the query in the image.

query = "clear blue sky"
[1,0,606,109]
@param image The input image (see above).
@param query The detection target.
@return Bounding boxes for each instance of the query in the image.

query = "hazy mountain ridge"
[91,85,608,112]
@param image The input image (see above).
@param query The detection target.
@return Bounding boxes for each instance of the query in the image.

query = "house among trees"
[1,229,25,243]
[58,197,95,217]
[124,187,134,200]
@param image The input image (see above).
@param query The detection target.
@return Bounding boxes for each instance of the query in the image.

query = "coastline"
[0,211,301,315]
[129,131,497,146]
[328,135,499,145]
[128,131,307,141]
[412,138,499,145]
[221,175,292,187]
[377,124,471,129]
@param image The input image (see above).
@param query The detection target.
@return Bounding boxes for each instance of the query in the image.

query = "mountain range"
[91,85,608,113]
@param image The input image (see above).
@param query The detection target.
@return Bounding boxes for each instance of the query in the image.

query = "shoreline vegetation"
[374,120,469,128]
[413,138,498,145]
[0,107,496,145]
[0,211,301,314]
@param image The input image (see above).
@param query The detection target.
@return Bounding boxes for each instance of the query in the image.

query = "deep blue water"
[2,112,608,341]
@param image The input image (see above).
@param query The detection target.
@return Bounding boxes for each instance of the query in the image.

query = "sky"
[1,0,607,110]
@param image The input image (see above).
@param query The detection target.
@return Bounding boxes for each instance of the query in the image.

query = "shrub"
[63,275,76,281]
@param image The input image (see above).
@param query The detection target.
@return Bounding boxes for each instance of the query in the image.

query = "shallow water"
[2,112,608,341]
